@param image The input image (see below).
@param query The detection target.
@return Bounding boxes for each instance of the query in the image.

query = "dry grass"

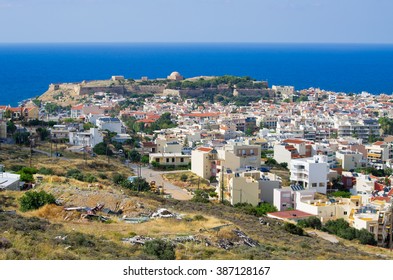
[162,172,212,191]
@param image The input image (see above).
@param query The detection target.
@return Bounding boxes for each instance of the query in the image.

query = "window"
[312,183,317,188]
[180,158,184,163]
[172,158,175,163]
[344,211,348,215]
[166,158,169,163]
[369,226,374,233]
[319,183,324,187]
[155,158,159,163]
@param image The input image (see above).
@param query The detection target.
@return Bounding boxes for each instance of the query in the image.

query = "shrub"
[322,219,350,235]
[143,239,175,260]
[0,237,12,249]
[17,167,38,182]
[84,174,97,183]
[191,190,209,203]
[358,229,377,245]
[330,191,351,198]
[66,169,84,181]
[283,223,304,236]
[297,216,322,230]
[180,174,188,182]
[193,215,207,221]
[19,172,34,182]
[19,191,56,212]
[337,227,357,240]
[255,203,277,216]
[112,173,126,185]
[98,173,108,179]
[38,167,54,175]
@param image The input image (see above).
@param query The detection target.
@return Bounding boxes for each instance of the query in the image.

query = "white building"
[289,155,330,194]
[69,128,104,148]
[0,165,21,191]
[336,150,365,170]
[96,117,122,134]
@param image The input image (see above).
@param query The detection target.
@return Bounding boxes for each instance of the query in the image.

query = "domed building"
[167,71,184,81]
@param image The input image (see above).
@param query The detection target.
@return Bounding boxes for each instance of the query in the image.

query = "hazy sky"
[0,0,392,43]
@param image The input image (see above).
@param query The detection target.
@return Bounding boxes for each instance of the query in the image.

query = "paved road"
[130,164,192,201]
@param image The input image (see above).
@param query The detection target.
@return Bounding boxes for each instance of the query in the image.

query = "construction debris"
[122,236,153,245]
[173,235,200,244]
[233,229,259,247]
[0,210,16,215]
[121,216,149,224]
[151,208,182,219]
[217,239,234,250]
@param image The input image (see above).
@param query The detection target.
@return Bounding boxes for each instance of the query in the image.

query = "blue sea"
[0,43,393,106]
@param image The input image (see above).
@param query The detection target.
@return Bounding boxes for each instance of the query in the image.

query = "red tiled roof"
[283,139,306,144]
[137,119,156,123]
[72,104,83,110]
[371,197,390,202]
[142,142,157,147]
[8,107,21,112]
[197,147,213,152]
[373,141,385,146]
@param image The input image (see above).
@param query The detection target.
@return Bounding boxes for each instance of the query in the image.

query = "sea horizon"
[1,42,393,106]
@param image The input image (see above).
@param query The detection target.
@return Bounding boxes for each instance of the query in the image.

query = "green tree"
[191,190,210,203]
[19,190,56,212]
[93,142,112,156]
[129,150,141,162]
[6,121,17,135]
[36,127,50,141]
[13,132,30,145]
[379,117,393,135]
[143,239,175,260]
[141,155,149,164]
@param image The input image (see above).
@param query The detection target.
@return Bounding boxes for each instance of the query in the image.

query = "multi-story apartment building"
[366,141,393,169]
[289,155,330,194]
[191,147,218,180]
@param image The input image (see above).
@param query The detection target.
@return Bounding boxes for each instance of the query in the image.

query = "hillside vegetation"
[0,144,392,260]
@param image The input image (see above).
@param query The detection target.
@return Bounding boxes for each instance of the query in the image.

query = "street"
[129,163,192,201]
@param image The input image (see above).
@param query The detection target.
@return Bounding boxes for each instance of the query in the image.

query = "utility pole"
[50,138,52,158]
[221,166,225,204]
[29,137,33,168]
[389,201,393,251]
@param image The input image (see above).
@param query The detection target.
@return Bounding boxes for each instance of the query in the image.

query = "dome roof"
[170,71,181,77]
